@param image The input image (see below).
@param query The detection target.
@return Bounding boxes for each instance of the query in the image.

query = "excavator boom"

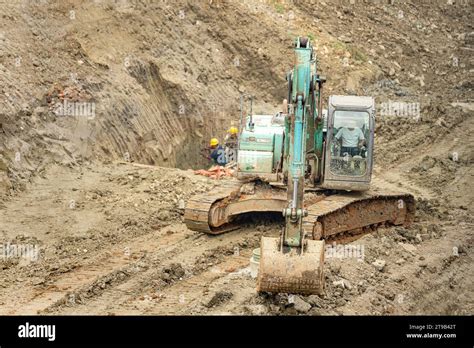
[256,37,326,294]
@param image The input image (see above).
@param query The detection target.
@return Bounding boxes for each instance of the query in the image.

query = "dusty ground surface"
[0,0,472,315]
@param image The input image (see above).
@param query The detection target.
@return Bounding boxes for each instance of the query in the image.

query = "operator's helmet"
[210,138,219,147]
[228,127,238,135]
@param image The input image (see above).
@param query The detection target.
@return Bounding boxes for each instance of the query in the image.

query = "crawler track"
[184,180,288,234]
[185,181,415,243]
[303,192,416,242]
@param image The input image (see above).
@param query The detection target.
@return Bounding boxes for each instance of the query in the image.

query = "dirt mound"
[204,290,233,308]
[160,263,186,284]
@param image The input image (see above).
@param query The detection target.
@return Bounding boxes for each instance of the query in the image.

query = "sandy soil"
[0,158,471,315]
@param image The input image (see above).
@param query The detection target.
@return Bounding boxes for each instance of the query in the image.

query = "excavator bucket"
[257,236,325,295]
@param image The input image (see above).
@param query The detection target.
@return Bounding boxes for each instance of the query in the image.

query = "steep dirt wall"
[0,0,472,197]
[0,0,296,196]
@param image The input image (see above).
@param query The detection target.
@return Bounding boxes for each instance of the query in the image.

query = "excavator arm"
[257,37,326,295]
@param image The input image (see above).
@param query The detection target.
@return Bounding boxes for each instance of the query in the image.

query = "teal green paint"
[273,133,284,169]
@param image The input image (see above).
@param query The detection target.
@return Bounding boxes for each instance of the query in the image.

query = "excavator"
[184,37,415,295]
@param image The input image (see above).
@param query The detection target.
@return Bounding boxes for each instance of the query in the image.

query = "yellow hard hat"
[228,126,238,135]
[210,138,219,146]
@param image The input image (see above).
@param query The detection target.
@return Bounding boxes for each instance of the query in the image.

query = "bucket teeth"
[257,237,325,295]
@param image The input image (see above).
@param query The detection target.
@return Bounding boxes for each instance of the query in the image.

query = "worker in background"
[224,127,239,164]
[209,138,227,166]
[224,127,239,149]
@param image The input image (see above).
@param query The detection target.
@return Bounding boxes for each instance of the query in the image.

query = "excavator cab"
[322,95,375,191]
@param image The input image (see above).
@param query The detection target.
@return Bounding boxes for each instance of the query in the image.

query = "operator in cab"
[335,120,366,157]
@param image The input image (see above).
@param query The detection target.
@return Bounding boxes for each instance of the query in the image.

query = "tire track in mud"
[0,224,196,315]
[123,251,255,315]
[44,225,263,315]
[0,162,270,315]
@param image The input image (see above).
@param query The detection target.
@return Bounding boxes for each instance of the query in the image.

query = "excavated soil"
[0,0,472,315]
